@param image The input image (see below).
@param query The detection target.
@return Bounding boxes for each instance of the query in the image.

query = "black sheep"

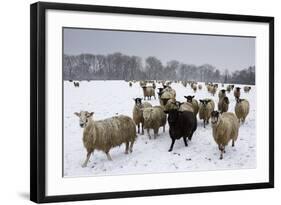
[166,110,197,152]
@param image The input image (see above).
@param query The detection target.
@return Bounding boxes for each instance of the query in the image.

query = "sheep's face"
[211,111,220,125]
[74,111,94,128]
[199,99,210,107]
[143,108,153,122]
[235,87,241,91]
[134,98,142,107]
[184,95,194,103]
[220,89,226,94]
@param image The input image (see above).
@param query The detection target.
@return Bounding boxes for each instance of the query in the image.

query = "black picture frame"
[30,1,274,203]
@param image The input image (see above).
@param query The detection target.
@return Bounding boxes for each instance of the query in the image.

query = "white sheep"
[184,95,199,116]
[74,111,137,167]
[235,98,250,123]
[244,86,251,93]
[142,86,156,100]
[199,99,215,128]
[234,87,241,99]
[210,111,239,159]
[142,106,167,139]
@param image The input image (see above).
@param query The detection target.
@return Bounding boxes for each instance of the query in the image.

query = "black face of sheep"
[184,95,195,103]
[235,87,241,91]
[166,110,197,152]
[221,89,226,94]
[210,111,220,125]
[134,98,142,107]
[199,99,211,107]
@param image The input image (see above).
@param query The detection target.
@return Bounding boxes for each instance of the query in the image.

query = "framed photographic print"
[30,1,274,203]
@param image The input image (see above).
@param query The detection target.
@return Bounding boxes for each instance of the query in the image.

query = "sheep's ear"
[87,112,94,117]
[74,112,80,117]
[191,95,195,98]
[184,96,187,98]
[199,100,203,103]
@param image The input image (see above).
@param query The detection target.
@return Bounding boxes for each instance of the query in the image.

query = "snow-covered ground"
[63,80,256,177]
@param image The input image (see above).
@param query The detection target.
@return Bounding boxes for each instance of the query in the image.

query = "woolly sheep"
[199,99,215,128]
[192,84,197,92]
[198,84,202,90]
[210,111,239,159]
[235,98,250,123]
[158,87,176,106]
[178,102,194,112]
[142,106,167,139]
[234,87,241,99]
[244,86,251,93]
[184,95,199,115]
[166,110,197,152]
[218,96,230,113]
[132,98,152,135]
[218,89,226,100]
[142,86,156,100]
[210,86,217,96]
[74,111,137,167]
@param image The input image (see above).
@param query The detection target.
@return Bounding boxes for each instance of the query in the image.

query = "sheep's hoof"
[168,149,172,152]
[125,151,129,154]
[81,164,87,168]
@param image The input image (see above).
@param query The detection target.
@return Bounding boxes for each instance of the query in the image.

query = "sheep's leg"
[232,139,235,147]
[163,125,165,133]
[183,137,188,147]
[154,128,159,139]
[168,139,175,152]
[137,124,140,134]
[105,151,112,161]
[141,123,144,135]
[188,131,194,141]
[203,120,206,128]
[125,142,129,154]
[82,152,92,168]
[147,129,151,139]
[129,140,134,153]
[220,151,223,160]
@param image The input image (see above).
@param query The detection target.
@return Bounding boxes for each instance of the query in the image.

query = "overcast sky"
[64,28,255,71]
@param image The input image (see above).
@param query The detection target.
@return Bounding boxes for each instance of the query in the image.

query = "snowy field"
[63,80,256,177]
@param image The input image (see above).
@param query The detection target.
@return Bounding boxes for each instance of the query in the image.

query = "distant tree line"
[64,52,255,85]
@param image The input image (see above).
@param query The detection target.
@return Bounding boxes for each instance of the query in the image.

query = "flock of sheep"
[73,80,251,167]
